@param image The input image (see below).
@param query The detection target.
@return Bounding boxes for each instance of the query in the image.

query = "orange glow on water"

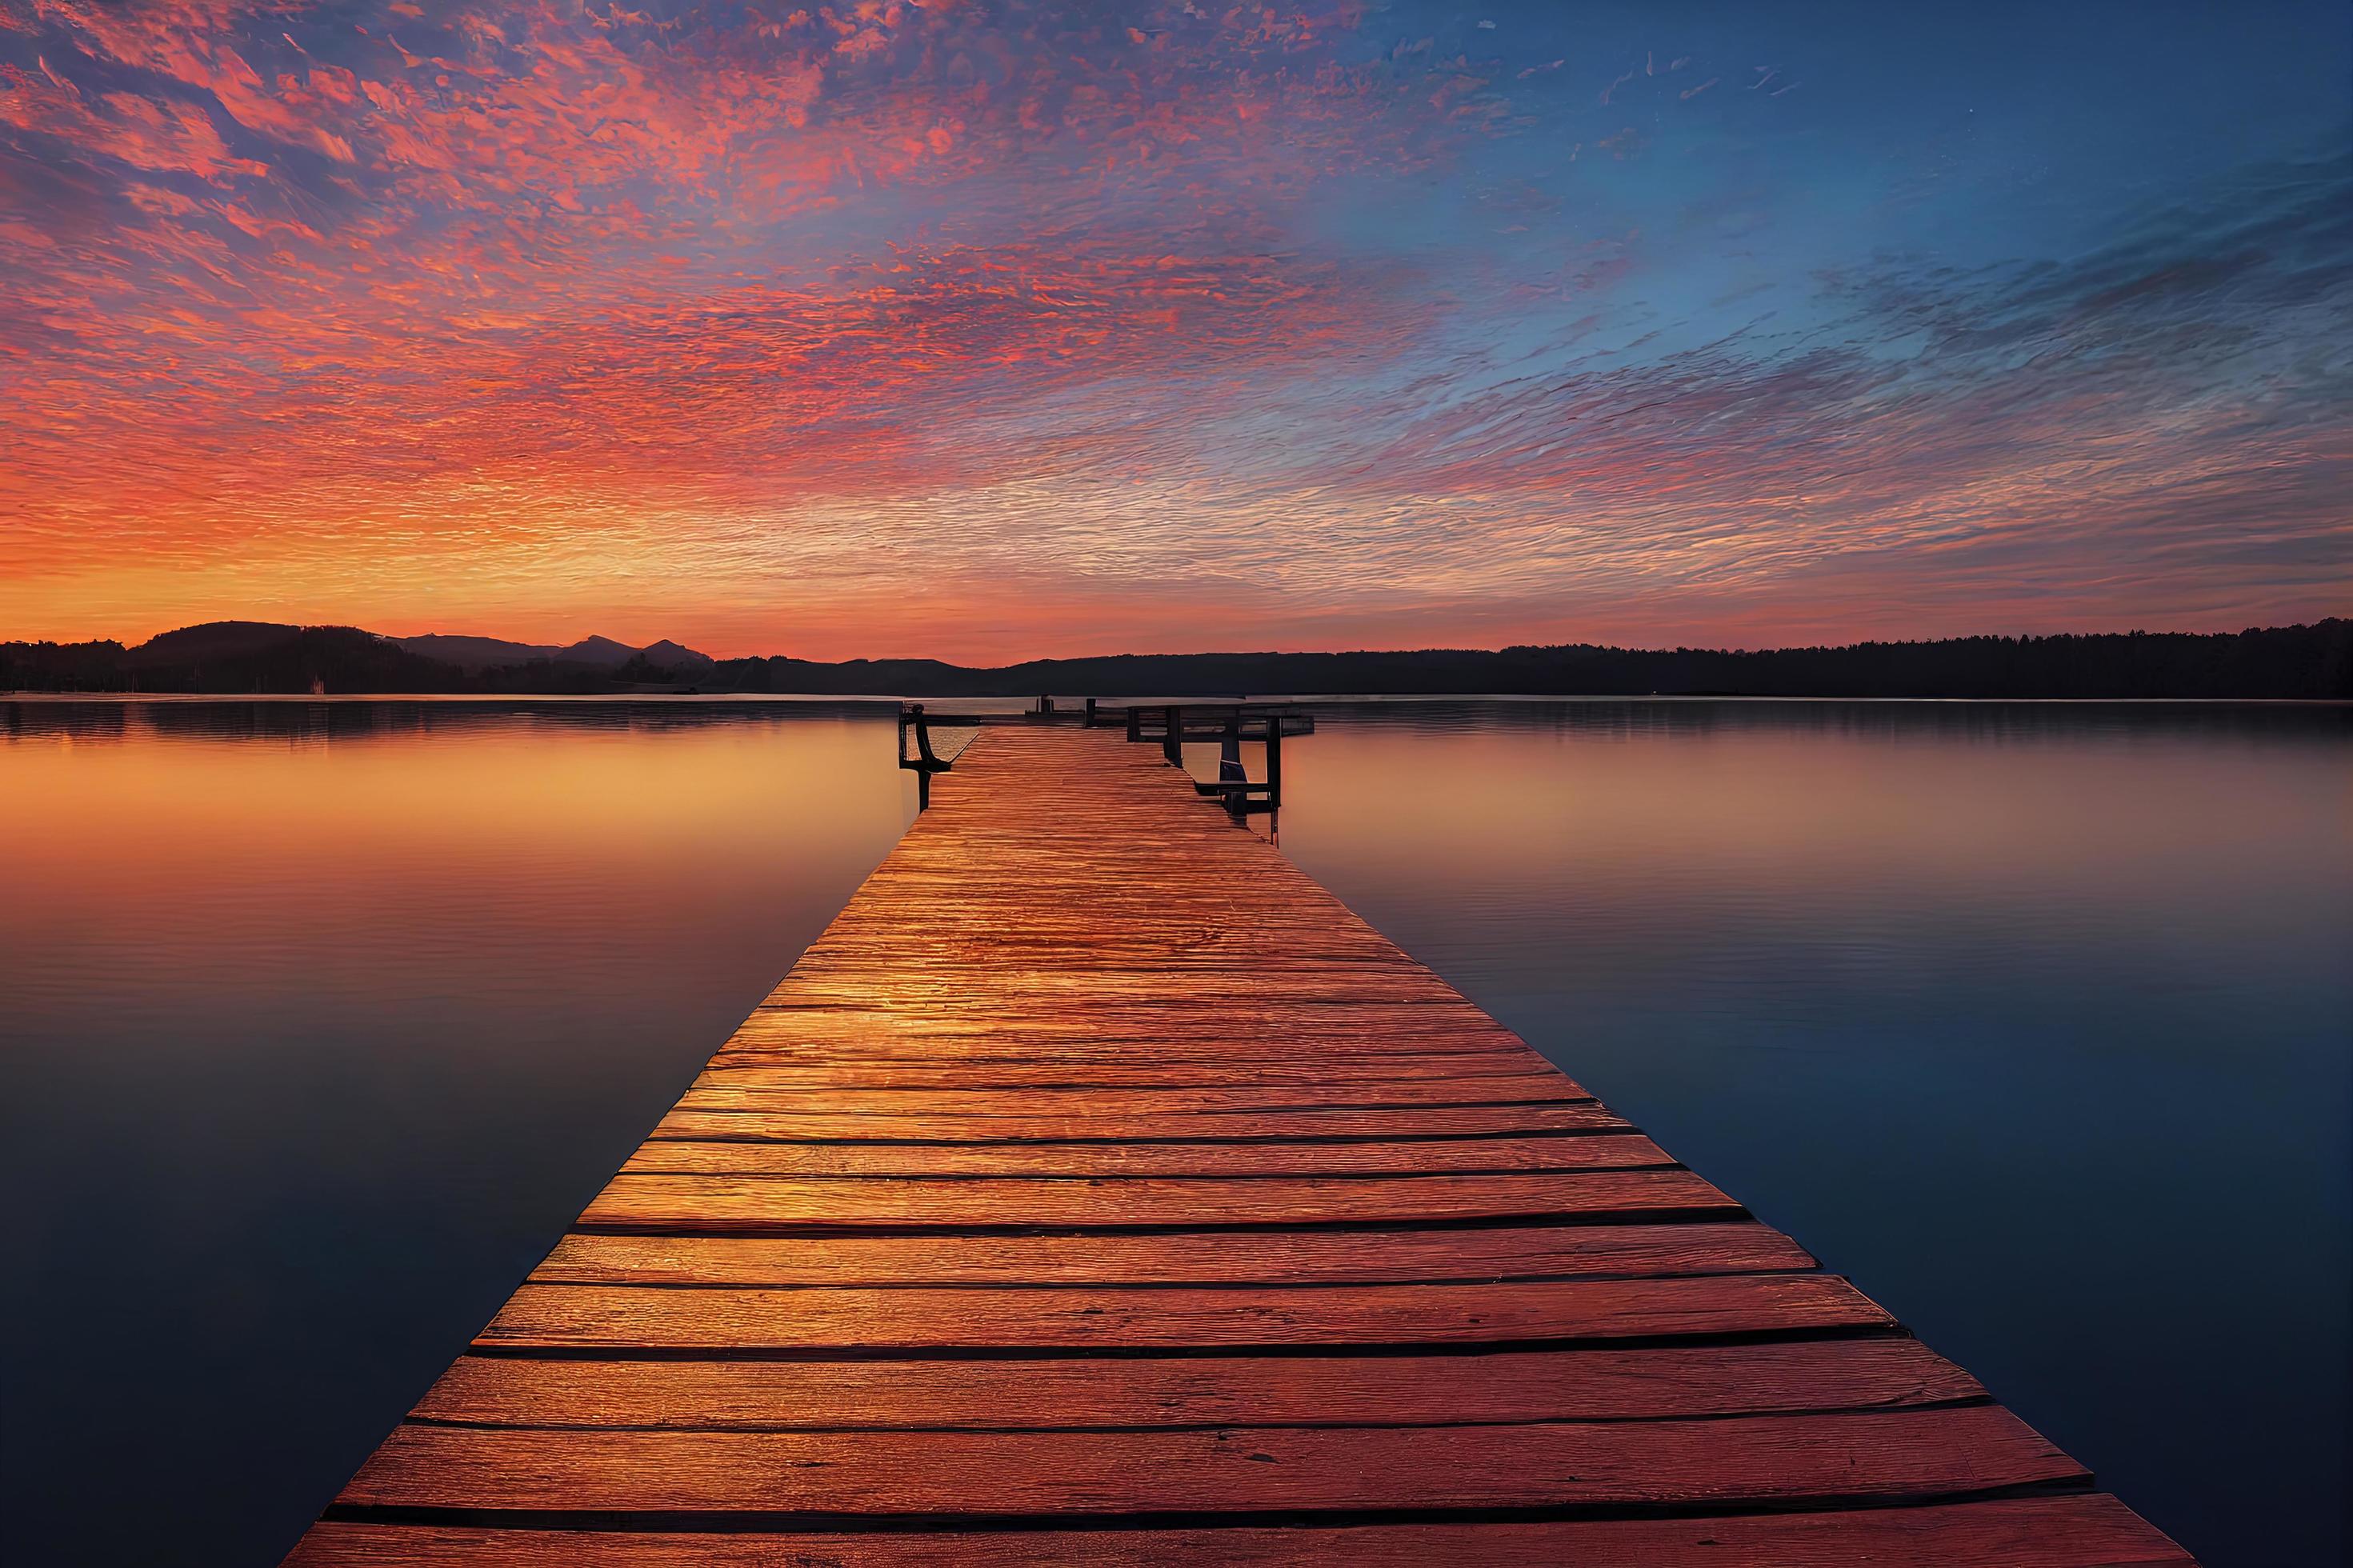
[0,707,915,1027]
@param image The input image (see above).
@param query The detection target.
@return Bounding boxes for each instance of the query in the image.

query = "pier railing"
[898,699,1312,818]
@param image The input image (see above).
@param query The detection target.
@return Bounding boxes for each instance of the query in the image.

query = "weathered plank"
[473,1274,1891,1353]
[649,1102,1633,1142]
[527,1221,1818,1287]
[671,1079,1588,1114]
[413,1338,1983,1430]
[724,1013,1543,1051]
[576,1170,1729,1231]
[693,1054,1559,1086]
[287,1497,2196,1566]
[618,1132,1674,1177]
[339,1406,2083,1515]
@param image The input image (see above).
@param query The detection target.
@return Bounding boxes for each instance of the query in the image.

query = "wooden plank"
[672,1079,1587,1115]
[775,970,1470,994]
[338,1406,2083,1515]
[412,1338,1983,1430]
[723,1013,1542,1049]
[618,1132,1675,1177]
[650,1103,1632,1142]
[528,1221,1819,1287]
[710,1046,1554,1074]
[287,1497,2195,1566]
[693,1055,1559,1086]
[577,1169,1727,1231]
[747,1004,1512,1025]
[794,934,1422,951]
[473,1274,1891,1352]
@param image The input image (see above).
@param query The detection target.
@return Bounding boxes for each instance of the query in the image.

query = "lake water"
[2,698,2345,1566]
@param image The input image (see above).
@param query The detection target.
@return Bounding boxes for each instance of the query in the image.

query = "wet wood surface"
[290,726,2188,1564]
[289,1495,2191,1566]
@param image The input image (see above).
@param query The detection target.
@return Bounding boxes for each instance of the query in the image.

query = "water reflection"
[1260,699,2350,1568]
[3,697,2346,1566]
[0,694,884,744]
[2,701,915,1566]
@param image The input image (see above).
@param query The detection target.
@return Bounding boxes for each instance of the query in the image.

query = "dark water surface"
[2,698,2346,1566]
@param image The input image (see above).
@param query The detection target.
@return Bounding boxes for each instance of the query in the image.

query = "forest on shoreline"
[4,617,2347,700]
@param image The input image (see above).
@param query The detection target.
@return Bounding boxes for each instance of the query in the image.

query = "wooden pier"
[290,726,2187,1565]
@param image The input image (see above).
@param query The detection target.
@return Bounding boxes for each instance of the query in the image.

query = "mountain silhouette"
[394,634,558,670]
[640,639,716,670]
[558,634,640,668]
[394,632,694,670]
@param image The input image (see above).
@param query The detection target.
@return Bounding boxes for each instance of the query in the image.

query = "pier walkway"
[290,726,2187,1564]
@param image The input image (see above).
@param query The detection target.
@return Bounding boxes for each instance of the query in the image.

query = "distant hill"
[394,631,699,671]
[122,620,314,669]
[559,634,641,668]
[394,634,559,670]
[0,622,717,694]
[2,619,2346,698]
[641,639,716,670]
[109,622,462,694]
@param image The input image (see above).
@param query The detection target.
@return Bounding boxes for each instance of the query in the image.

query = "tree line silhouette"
[5,618,2346,699]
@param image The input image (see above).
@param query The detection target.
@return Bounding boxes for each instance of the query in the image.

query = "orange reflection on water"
[0,704,916,1034]
[1276,710,2349,921]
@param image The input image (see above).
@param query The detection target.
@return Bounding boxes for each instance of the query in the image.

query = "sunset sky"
[2,1,2347,661]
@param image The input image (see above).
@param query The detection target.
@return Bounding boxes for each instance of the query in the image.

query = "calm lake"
[2,698,2346,1565]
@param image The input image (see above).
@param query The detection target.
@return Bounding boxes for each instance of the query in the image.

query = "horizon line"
[14,613,2349,670]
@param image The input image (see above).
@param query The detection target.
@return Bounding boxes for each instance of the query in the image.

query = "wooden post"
[899,704,942,812]
[1219,719,1246,818]
[1162,705,1183,765]
[1267,725,1283,808]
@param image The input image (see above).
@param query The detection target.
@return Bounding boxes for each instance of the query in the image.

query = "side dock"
[290,726,2187,1564]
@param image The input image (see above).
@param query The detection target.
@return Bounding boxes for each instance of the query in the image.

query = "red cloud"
[2,2,2343,657]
